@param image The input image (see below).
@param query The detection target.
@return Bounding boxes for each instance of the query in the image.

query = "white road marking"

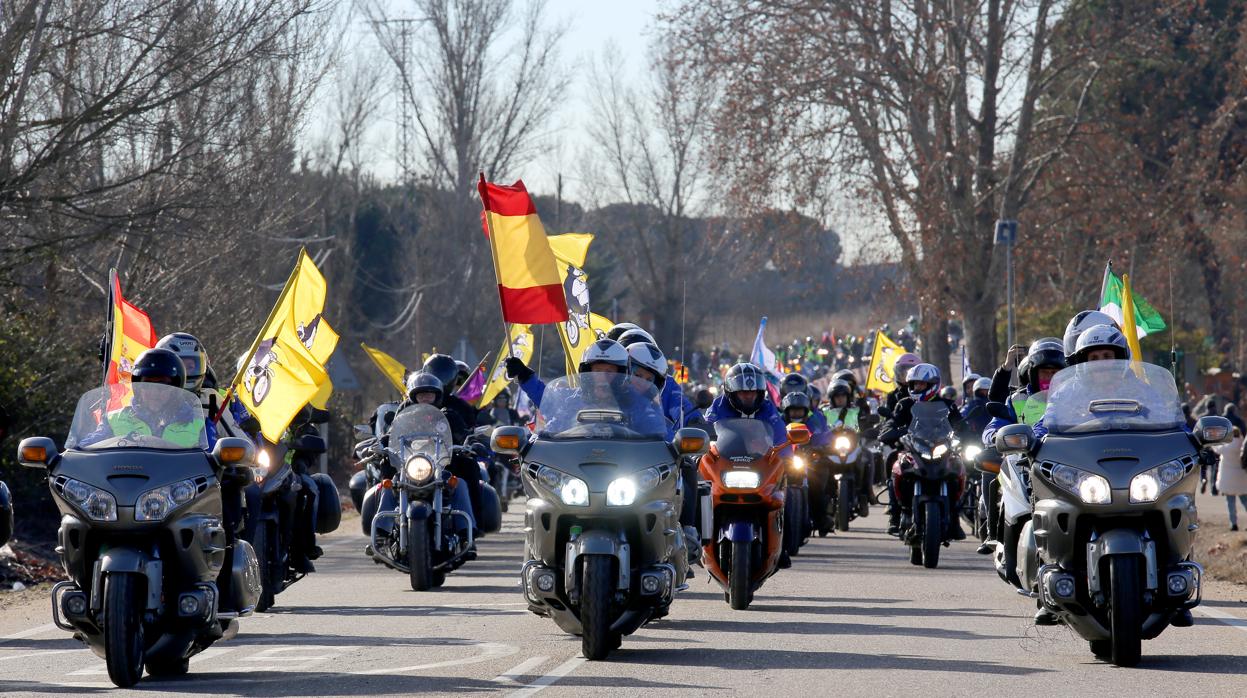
[492,655,549,684]
[0,624,57,646]
[0,649,83,663]
[354,640,517,674]
[68,647,234,676]
[505,655,586,697]
[1196,606,1247,633]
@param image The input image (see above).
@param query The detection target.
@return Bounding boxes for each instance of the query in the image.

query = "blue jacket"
[705,395,788,447]
[520,374,673,439]
[662,380,694,427]
[961,397,990,436]
[804,407,832,448]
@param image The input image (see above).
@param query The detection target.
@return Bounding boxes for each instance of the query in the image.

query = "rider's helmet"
[893,353,921,384]
[455,360,471,387]
[606,322,643,342]
[961,372,981,393]
[780,372,809,397]
[724,363,767,415]
[1023,338,1067,391]
[422,354,461,393]
[1063,310,1118,359]
[905,363,941,402]
[829,379,853,406]
[155,333,207,391]
[1071,324,1130,363]
[405,371,444,407]
[832,368,857,389]
[578,339,629,374]
[617,328,656,348]
[809,384,822,407]
[939,386,958,402]
[693,387,713,410]
[132,348,187,391]
[972,376,992,398]
[780,391,811,422]
[627,342,668,391]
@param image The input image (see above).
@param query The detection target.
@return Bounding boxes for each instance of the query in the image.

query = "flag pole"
[478,172,517,358]
[102,269,116,390]
[455,352,491,396]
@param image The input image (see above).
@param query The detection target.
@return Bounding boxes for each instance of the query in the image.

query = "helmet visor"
[179,355,204,379]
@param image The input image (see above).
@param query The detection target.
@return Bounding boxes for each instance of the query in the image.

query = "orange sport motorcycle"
[699,420,809,610]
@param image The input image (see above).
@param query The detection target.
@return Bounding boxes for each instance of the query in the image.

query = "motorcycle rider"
[477,388,523,427]
[1030,324,1131,441]
[782,372,831,447]
[961,372,982,407]
[880,363,967,539]
[961,376,993,435]
[832,368,873,415]
[82,348,216,448]
[156,333,253,440]
[400,372,476,535]
[884,352,923,415]
[422,354,480,432]
[618,327,695,429]
[982,338,1066,446]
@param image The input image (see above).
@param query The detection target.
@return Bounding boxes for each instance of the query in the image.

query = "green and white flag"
[1099,262,1166,339]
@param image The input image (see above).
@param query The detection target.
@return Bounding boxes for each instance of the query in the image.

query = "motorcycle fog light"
[641,574,661,594]
[1167,573,1190,595]
[607,477,638,506]
[723,470,760,489]
[64,593,87,616]
[559,478,589,506]
[1129,472,1160,503]
[534,571,555,593]
[1054,577,1076,599]
[178,594,201,616]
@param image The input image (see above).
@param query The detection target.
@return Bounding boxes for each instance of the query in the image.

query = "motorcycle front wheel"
[728,540,753,610]
[580,555,618,660]
[407,518,435,591]
[921,502,941,569]
[1108,555,1143,667]
[836,478,853,532]
[103,574,145,688]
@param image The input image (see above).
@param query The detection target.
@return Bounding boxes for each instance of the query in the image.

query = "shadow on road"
[612,646,1052,675]
[663,617,1013,641]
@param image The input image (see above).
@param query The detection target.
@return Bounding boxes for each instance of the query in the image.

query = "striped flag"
[478,175,569,325]
[105,270,158,409]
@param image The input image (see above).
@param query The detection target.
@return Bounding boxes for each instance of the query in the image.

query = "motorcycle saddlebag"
[348,470,368,512]
[311,472,341,534]
[477,483,502,534]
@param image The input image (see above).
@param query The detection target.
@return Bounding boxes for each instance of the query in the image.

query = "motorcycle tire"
[1108,555,1143,667]
[580,555,617,660]
[783,492,801,558]
[254,522,279,612]
[103,573,145,688]
[836,480,853,532]
[1089,639,1112,659]
[145,656,190,677]
[921,502,941,569]
[408,517,435,591]
[728,540,752,610]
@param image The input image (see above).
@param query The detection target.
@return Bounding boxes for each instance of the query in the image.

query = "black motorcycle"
[896,402,964,568]
[22,383,260,687]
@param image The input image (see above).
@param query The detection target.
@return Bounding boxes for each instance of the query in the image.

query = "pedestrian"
[1223,403,1246,433]
[1219,428,1247,531]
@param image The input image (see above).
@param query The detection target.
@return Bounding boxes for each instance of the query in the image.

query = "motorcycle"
[349,402,400,513]
[20,383,260,687]
[971,445,1003,551]
[824,426,873,533]
[467,426,522,513]
[0,479,12,547]
[243,406,340,611]
[496,373,704,660]
[701,419,811,610]
[364,404,498,590]
[782,451,810,557]
[895,402,964,569]
[994,360,1229,667]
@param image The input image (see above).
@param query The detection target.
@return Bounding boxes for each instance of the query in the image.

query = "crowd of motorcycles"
[3,312,1236,686]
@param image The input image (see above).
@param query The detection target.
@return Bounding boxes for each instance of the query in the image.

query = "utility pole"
[995,219,1019,349]
[371,18,423,183]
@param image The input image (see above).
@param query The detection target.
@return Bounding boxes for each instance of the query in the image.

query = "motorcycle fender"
[1017,518,1039,592]
[565,530,630,592]
[406,500,433,522]
[98,548,161,611]
[720,521,755,543]
[1086,529,1156,595]
[1000,459,1031,525]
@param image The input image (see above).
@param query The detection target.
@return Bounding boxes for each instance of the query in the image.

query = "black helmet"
[1023,338,1066,391]
[781,391,811,419]
[132,348,187,390]
[422,354,460,391]
[405,371,444,406]
[455,360,471,383]
[779,372,809,397]
[693,387,713,409]
[724,363,766,415]
[606,322,642,342]
[829,379,852,403]
[832,369,856,388]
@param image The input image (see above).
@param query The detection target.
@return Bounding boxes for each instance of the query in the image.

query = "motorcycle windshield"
[66,384,209,451]
[390,404,452,465]
[537,373,665,440]
[909,401,952,447]
[712,418,775,460]
[1044,360,1183,435]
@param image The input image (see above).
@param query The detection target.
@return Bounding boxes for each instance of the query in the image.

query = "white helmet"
[156,332,208,391]
[578,339,629,373]
[1063,310,1118,358]
[905,363,941,402]
[627,342,668,390]
[972,377,992,394]
[1071,324,1129,363]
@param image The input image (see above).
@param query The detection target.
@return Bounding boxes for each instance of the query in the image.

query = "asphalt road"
[2,504,1247,697]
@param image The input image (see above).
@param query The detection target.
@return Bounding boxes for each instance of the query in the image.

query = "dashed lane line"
[504,655,587,698]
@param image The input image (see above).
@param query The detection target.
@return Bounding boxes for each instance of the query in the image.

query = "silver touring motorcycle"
[994,360,1231,667]
[19,383,260,687]
[492,373,707,660]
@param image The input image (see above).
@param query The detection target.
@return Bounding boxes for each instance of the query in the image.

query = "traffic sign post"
[995,220,1019,349]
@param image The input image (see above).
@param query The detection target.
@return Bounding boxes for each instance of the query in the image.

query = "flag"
[456,356,490,404]
[478,175,568,325]
[105,270,158,409]
[548,233,612,375]
[1121,273,1146,371]
[361,343,408,396]
[865,330,904,393]
[961,346,972,382]
[1100,262,1166,339]
[479,325,536,408]
[231,250,339,442]
[750,316,779,376]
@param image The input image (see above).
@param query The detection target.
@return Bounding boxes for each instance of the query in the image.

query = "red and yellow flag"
[105,270,158,409]
[478,175,569,325]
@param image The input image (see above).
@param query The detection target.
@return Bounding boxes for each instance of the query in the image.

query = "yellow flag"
[232,250,339,442]
[1121,274,1146,376]
[548,233,609,375]
[479,325,535,408]
[361,343,408,396]
[548,233,595,268]
[865,331,904,393]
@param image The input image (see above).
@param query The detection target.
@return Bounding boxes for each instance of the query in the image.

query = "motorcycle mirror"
[786,423,811,445]
[290,434,327,455]
[213,437,255,465]
[307,407,331,425]
[993,424,1034,455]
[491,426,527,455]
[985,401,1010,420]
[876,405,893,419]
[674,427,709,455]
[17,436,56,468]
[1194,415,1233,445]
[354,424,372,439]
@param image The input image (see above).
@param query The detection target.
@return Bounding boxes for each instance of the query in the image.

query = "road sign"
[994,219,1018,245]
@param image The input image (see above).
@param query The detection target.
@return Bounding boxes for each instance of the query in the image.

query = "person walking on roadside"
[1220,428,1247,531]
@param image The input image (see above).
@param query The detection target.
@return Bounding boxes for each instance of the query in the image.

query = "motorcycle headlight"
[135,479,199,522]
[1129,460,1188,503]
[963,445,982,462]
[405,455,435,484]
[834,435,852,453]
[723,470,761,489]
[1050,464,1111,505]
[791,455,806,471]
[607,477,638,506]
[257,448,272,471]
[931,444,949,459]
[534,465,589,506]
[61,478,118,522]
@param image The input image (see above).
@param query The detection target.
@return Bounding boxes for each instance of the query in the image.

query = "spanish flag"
[478,175,569,325]
[230,250,339,442]
[105,270,158,409]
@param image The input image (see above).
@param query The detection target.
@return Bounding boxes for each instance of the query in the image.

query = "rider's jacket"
[823,405,860,431]
[662,380,695,427]
[960,397,990,436]
[982,386,1044,446]
[82,401,214,448]
[521,375,672,439]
